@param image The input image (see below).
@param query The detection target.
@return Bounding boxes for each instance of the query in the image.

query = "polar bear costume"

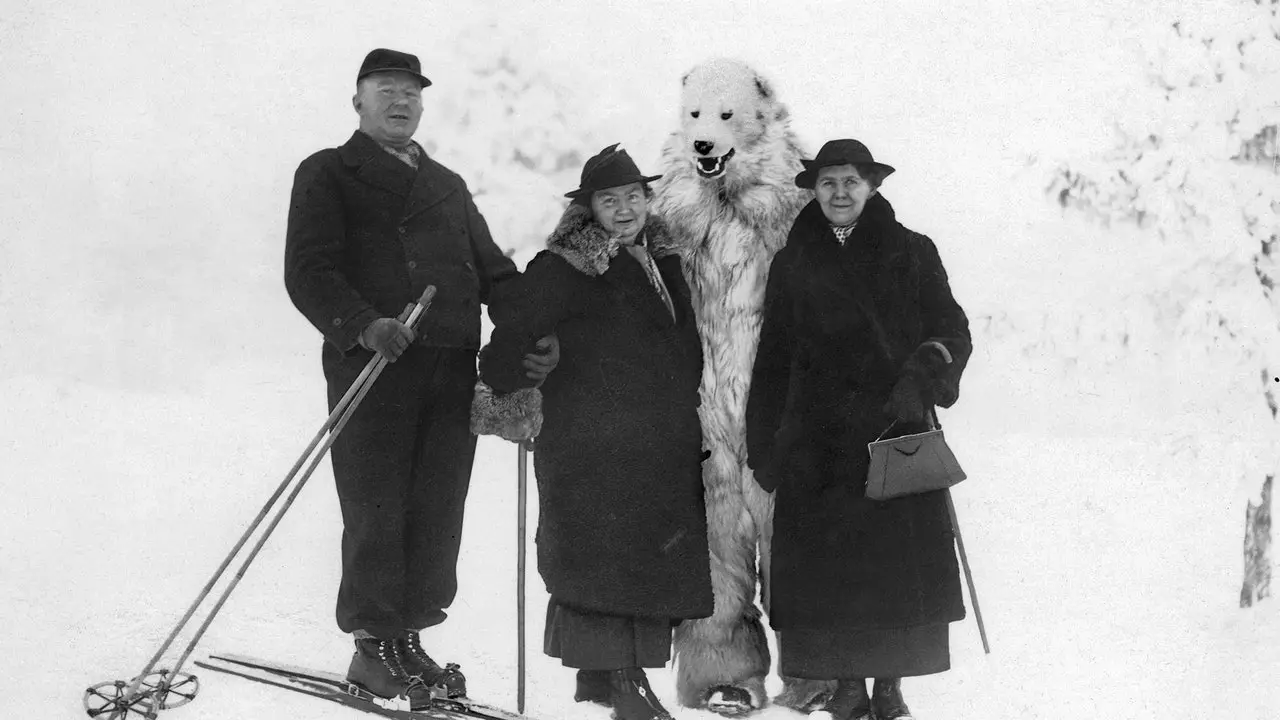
[653,58,835,714]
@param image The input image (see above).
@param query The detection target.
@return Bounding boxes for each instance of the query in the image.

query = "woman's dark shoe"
[871,678,914,720]
[608,668,673,720]
[810,678,872,720]
[575,669,611,705]
[398,630,467,698]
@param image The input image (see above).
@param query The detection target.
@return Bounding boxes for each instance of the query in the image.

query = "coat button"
[408,261,417,270]
[332,318,342,327]
[464,260,474,271]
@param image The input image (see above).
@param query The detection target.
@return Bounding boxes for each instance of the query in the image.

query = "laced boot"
[811,678,872,720]
[399,630,467,698]
[608,668,673,720]
[871,678,914,720]
[575,669,611,705]
[345,637,434,710]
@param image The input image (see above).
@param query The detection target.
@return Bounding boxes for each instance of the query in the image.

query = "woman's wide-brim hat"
[565,144,663,199]
[794,139,895,189]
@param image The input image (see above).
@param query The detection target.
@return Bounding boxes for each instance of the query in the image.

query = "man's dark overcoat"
[285,130,517,636]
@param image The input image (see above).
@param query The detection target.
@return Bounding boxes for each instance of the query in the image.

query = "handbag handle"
[873,419,900,442]
[873,408,942,442]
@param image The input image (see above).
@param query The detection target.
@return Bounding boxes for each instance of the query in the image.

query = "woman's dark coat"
[746,193,972,632]
[476,203,713,621]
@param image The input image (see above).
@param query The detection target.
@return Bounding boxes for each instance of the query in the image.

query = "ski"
[195,653,531,720]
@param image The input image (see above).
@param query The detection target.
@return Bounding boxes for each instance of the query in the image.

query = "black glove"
[754,419,802,492]
[883,361,928,424]
[522,334,560,384]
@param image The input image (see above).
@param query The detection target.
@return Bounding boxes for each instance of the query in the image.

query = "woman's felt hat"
[794,139,895,189]
[565,144,663,199]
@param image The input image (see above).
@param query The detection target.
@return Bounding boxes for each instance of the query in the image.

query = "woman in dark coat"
[472,144,712,720]
[746,140,972,720]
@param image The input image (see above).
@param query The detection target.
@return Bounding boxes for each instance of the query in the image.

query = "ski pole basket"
[83,287,437,719]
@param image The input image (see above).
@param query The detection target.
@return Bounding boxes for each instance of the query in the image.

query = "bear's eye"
[721,111,733,120]
[690,110,700,119]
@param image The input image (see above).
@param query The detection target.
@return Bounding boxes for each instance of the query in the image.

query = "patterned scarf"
[380,142,421,170]
[831,221,857,246]
[623,232,676,321]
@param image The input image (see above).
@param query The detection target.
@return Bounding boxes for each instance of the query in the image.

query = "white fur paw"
[705,685,757,716]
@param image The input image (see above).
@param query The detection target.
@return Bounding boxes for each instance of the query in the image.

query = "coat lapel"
[796,200,903,372]
[338,131,415,199]
[404,154,459,221]
[603,251,678,330]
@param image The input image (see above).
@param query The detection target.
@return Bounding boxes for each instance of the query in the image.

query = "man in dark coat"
[746,140,972,720]
[471,145,713,720]
[284,48,557,708]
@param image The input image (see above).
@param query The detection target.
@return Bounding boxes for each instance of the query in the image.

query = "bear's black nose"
[693,140,715,156]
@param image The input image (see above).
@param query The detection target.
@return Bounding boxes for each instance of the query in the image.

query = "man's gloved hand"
[359,316,416,363]
[523,334,560,384]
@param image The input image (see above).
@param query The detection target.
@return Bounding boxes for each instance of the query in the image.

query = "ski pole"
[946,491,990,654]
[162,286,438,691]
[105,286,435,717]
[110,348,385,714]
[517,443,528,715]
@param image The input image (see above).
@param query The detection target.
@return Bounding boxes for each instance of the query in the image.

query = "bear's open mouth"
[695,148,736,178]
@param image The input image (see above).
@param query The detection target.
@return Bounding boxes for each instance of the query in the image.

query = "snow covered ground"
[1,1,1276,719]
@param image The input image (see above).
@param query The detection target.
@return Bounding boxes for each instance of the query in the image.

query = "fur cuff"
[470,380,543,443]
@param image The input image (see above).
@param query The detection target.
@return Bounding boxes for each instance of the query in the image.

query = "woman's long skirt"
[780,622,950,679]
[543,597,673,670]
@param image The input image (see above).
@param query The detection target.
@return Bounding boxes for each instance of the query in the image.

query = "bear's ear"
[754,74,774,100]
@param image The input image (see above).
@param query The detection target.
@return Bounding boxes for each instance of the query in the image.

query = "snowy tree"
[419,22,605,265]
[1047,0,1280,605]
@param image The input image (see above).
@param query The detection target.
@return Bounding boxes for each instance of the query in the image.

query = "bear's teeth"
[697,156,725,176]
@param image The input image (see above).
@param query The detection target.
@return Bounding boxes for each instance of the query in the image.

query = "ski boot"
[871,678,914,720]
[399,630,467,698]
[346,637,434,711]
[609,668,674,720]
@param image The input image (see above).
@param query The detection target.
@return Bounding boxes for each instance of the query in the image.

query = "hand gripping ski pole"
[84,287,437,719]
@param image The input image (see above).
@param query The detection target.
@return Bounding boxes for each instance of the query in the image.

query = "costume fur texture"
[652,58,834,711]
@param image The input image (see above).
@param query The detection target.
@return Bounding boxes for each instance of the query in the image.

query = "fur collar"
[546,203,680,276]
[794,193,898,244]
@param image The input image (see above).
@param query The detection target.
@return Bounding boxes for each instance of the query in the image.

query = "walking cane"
[516,442,529,715]
[946,492,990,654]
[84,287,437,719]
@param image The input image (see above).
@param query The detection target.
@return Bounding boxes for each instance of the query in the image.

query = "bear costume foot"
[704,684,757,716]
